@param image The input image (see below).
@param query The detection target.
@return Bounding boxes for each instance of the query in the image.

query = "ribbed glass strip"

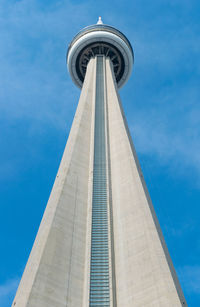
[89,56,110,306]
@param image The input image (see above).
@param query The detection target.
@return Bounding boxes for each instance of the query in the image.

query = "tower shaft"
[13,56,186,306]
[13,58,96,307]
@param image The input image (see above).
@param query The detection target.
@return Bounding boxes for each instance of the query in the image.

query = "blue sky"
[0,0,200,305]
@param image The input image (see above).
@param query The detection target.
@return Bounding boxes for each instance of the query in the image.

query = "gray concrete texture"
[12,57,187,306]
[105,58,186,306]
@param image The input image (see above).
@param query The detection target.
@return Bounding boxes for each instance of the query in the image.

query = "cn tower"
[12,18,187,307]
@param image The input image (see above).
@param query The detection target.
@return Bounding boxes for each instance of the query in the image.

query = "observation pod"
[67,17,134,89]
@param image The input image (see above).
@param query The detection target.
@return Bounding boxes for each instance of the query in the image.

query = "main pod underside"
[67,23,134,89]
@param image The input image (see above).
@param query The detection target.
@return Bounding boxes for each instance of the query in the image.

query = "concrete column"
[12,58,96,307]
[105,58,187,307]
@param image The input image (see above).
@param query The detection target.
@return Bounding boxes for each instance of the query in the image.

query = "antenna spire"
[97,16,103,25]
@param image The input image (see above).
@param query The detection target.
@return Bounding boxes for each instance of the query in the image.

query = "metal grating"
[89,56,110,306]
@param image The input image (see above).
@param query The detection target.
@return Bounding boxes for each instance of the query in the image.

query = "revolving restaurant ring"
[67,24,134,89]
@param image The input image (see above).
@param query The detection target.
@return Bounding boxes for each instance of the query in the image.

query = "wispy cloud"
[0,0,199,184]
[129,83,200,182]
[178,265,200,294]
[164,220,195,238]
[0,277,19,307]
[0,2,199,307]
[108,2,200,184]
[0,0,91,129]
[125,11,200,181]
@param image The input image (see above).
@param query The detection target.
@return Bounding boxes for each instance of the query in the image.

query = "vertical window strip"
[89,56,110,306]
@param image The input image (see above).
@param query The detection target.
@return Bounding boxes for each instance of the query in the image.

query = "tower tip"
[97,16,103,25]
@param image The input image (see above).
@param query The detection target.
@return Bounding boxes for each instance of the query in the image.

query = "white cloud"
[129,120,200,185]
[129,81,200,181]
[0,277,19,307]
[0,0,90,128]
[178,265,200,294]
[0,0,199,180]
